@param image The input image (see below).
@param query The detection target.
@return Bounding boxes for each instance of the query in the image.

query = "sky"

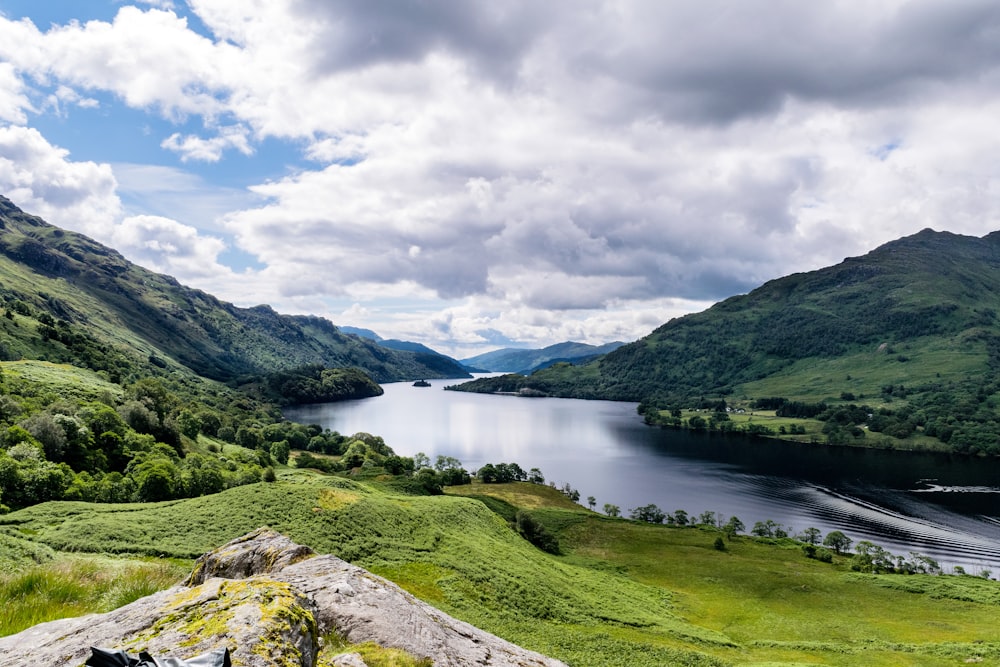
[1,1,1000,358]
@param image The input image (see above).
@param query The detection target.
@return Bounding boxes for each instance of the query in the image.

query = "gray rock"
[0,528,568,667]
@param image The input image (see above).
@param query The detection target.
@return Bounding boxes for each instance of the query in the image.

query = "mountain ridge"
[451,227,1000,454]
[0,196,469,385]
[461,340,626,374]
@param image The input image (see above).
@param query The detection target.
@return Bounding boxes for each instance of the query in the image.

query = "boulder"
[0,528,568,667]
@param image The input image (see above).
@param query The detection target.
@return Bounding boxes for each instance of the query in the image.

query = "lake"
[286,377,1000,572]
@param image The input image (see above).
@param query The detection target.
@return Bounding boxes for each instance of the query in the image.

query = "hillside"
[3,475,1000,666]
[0,196,469,384]
[460,340,625,374]
[452,229,1000,453]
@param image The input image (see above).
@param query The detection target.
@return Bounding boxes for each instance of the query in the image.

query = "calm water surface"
[286,377,1000,571]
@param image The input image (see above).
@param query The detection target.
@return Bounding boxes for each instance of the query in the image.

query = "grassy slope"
[3,477,999,666]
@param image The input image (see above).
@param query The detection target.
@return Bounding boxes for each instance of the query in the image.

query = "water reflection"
[286,379,1000,571]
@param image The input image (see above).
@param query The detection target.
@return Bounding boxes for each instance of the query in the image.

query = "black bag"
[86,647,231,667]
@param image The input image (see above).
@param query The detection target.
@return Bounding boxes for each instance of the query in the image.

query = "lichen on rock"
[0,528,568,667]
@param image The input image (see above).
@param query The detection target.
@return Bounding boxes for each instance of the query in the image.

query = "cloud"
[110,214,233,280]
[0,62,31,123]
[0,125,120,237]
[161,125,253,162]
[4,1,1000,354]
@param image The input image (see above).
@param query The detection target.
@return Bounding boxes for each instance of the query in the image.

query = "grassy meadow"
[2,474,999,666]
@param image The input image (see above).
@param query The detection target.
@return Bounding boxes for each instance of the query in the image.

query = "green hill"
[0,196,468,385]
[3,475,1000,666]
[451,229,1000,453]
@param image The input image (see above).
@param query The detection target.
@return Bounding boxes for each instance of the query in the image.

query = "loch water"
[286,377,1000,572]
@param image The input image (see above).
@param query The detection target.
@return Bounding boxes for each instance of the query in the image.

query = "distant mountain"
[0,196,469,384]
[339,326,382,341]
[460,341,626,374]
[452,229,1000,454]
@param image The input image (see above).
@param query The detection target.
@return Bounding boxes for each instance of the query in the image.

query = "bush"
[516,511,561,554]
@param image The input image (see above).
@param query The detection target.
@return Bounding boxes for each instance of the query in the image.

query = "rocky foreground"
[0,528,568,667]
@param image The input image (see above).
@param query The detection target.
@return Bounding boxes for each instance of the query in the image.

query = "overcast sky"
[1,1,999,357]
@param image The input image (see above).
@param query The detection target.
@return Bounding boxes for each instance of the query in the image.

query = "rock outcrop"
[0,528,568,667]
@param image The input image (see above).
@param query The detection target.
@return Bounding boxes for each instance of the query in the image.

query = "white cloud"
[161,125,253,162]
[3,1,1000,353]
[0,125,121,237]
[110,214,233,280]
[0,63,31,123]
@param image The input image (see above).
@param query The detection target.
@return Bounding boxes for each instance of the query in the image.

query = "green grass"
[1,360,124,403]
[738,336,987,404]
[3,478,1000,666]
[0,554,187,636]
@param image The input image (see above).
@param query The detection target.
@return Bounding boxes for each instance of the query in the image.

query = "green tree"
[823,530,853,555]
[176,409,202,440]
[130,457,179,502]
[383,455,414,475]
[799,527,822,545]
[603,503,621,517]
[515,511,560,554]
[21,412,67,462]
[587,495,596,511]
[723,516,745,537]
[630,503,666,523]
[269,440,291,465]
[235,425,263,450]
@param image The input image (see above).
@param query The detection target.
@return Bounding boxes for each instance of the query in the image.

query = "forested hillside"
[452,229,1000,454]
[0,196,468,384]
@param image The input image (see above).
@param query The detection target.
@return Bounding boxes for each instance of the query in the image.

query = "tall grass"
[0,556,187,637]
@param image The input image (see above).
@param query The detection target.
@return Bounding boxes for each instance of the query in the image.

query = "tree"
[672,509,689,526]
[799,527,822,545]
[269,440,290,465]
[603,503,621,517]
[235,426,262,450]
[434,455,463,472]
[723,516,745,538]
[751,519,779,537]
[22,412,68,462]
[630,503,665,523]
[130,457,179,502]
[528,467,545,484]
[383,455,414,475]
[515,511,560,554]
[587,495,596,511]
[176,409,202,440]
[852,540,895,573]
[413,452,431,470]
[822,530,852,555]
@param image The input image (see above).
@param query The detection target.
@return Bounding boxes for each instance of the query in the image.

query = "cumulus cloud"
[0,125,120,237]
[109,214,233,280]
[3,1,1000,352]
[161,125,253,162]
[0,62,31,123]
